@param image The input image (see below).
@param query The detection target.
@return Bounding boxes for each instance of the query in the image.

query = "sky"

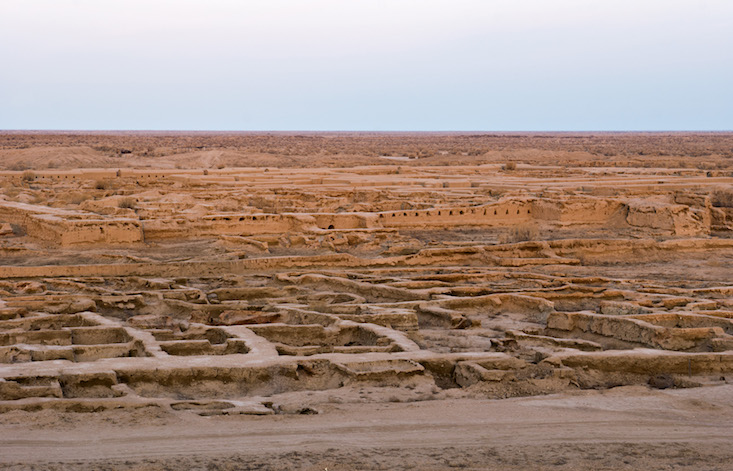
[1,0,732,131]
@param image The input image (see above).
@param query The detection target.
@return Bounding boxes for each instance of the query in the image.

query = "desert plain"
[1,131,733,470]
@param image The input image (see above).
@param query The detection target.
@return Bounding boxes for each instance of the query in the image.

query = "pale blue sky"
[1,0,731,131]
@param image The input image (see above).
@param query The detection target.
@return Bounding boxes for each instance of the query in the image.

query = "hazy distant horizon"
[2,130,732,135]
[2,1,731,131]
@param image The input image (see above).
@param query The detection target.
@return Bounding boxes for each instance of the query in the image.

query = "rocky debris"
[1,156,732,414]
[218,310,281,325]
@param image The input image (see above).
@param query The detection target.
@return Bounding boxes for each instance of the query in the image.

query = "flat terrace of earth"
[2,131,732,171]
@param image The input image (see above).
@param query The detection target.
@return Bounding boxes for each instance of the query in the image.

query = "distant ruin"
[1,161,732,415]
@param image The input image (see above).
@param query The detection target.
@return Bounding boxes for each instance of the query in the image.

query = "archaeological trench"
[1,164,733,416]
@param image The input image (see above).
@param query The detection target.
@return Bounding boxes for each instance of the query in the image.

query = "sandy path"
[1,385,732,470]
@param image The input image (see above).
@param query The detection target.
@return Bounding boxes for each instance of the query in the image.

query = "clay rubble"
[1,150,732,423]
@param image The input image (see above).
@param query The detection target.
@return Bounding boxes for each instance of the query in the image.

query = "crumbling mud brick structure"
[1,148,733,415]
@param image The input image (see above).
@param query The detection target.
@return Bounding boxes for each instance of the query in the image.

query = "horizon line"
[1,129,732,134]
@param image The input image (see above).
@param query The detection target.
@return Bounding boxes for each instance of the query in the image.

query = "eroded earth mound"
[1,138,732,414]
[1,133,733,469]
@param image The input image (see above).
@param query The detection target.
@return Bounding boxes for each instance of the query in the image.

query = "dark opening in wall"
[327,225,335,230]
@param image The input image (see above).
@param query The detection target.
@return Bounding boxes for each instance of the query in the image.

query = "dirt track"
[2,385,732,470]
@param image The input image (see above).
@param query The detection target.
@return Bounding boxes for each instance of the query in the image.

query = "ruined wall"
[530,197,625,226]
[0,201,143,245]
[313,213,378,230]
[202,214,296,235]
[625,200,711,236]
[142,213,316,240]
[27,215,143,246]
[379,200,533,229]
[144,212,382,239]
[0,253,363,278]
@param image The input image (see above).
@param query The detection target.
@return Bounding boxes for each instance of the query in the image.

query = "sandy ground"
[1,384,732,470]
[2,131,732,171]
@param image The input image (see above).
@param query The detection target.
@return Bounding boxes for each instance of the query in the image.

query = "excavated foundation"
[1,159,733,415]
